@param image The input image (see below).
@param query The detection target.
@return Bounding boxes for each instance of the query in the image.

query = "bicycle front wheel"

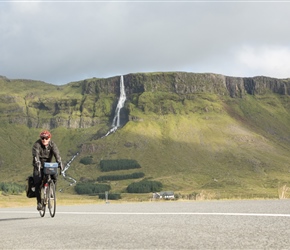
[48,181,56,217]
[39,187,46,217]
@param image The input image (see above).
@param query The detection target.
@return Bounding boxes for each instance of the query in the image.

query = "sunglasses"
[41,137,49,140]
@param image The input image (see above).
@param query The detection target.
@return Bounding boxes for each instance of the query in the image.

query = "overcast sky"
[1,1,290,85]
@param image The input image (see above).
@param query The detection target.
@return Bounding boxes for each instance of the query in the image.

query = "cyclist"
[32,130,63,211]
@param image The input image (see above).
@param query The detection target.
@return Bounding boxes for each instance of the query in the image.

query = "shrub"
[0,182,25,195]
[75,182,111,195]
[80,156,93,165]
[97,172,145,181]
[100,159,141,172]
[98,193,121,200]
[127,180,163,193]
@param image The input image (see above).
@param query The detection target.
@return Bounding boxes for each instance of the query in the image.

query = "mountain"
[1,72,290,200]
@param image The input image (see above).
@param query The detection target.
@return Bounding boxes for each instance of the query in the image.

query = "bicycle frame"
[39,163,58,218]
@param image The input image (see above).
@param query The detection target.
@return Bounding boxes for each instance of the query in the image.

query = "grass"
[0,192,158,208]
[1,74,290,201]
[1,188,284,209]
[0,192,105,208]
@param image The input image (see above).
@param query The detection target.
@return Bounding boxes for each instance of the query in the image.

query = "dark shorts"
[33,167,58,186]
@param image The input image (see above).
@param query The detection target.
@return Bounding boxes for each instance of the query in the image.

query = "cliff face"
[0,72,289,130]
[123,72,290,97]
[79,72,290,97]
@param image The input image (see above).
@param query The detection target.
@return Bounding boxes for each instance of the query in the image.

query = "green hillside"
[0,73,290,200]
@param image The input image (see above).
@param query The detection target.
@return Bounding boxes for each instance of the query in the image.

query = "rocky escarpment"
[0,72,289,130]
[243,76,290,96]
[122,72,290,97]
[65,72,290,102]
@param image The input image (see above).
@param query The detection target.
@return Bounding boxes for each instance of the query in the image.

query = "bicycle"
[39,162,59,218]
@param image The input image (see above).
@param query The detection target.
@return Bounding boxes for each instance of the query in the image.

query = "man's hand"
[59,162,65,176]
[58,161,64,171]
[36,160,41,169]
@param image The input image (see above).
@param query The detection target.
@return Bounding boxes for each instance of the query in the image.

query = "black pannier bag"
[26,176,36,198]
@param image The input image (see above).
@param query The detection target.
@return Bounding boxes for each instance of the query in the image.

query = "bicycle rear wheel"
[48,181,56,217]
[39,187,46,217]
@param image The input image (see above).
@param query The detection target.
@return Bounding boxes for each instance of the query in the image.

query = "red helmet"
[40,130,51,139]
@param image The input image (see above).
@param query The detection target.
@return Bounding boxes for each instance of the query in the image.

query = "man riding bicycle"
[32,130,63,210]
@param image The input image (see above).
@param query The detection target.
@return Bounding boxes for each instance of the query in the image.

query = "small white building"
[153,191,175,200]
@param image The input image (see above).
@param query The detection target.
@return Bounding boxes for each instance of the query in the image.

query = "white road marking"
[1,211,290,217]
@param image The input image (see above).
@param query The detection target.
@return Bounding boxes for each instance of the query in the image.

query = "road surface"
[1,199,290,249]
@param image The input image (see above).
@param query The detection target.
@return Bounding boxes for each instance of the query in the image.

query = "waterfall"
[61,76,126,187]
[104,75,126,137]
[61,152,78,186]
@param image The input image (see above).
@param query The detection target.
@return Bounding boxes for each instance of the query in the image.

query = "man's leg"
[52,173,58,186]
[33,167,42,210]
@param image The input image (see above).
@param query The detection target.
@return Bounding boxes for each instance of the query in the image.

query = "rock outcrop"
[0,72,289,130]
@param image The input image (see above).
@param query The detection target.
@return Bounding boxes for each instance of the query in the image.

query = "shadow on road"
[0,217,39,222]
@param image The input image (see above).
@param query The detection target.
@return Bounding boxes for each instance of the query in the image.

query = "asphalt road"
[1,199,290,249]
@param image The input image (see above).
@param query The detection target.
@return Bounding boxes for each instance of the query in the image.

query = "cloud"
[236,46,290,78]
[1,1,290,85]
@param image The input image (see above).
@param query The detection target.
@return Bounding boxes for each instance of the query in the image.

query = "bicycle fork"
[43,183,49,204]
